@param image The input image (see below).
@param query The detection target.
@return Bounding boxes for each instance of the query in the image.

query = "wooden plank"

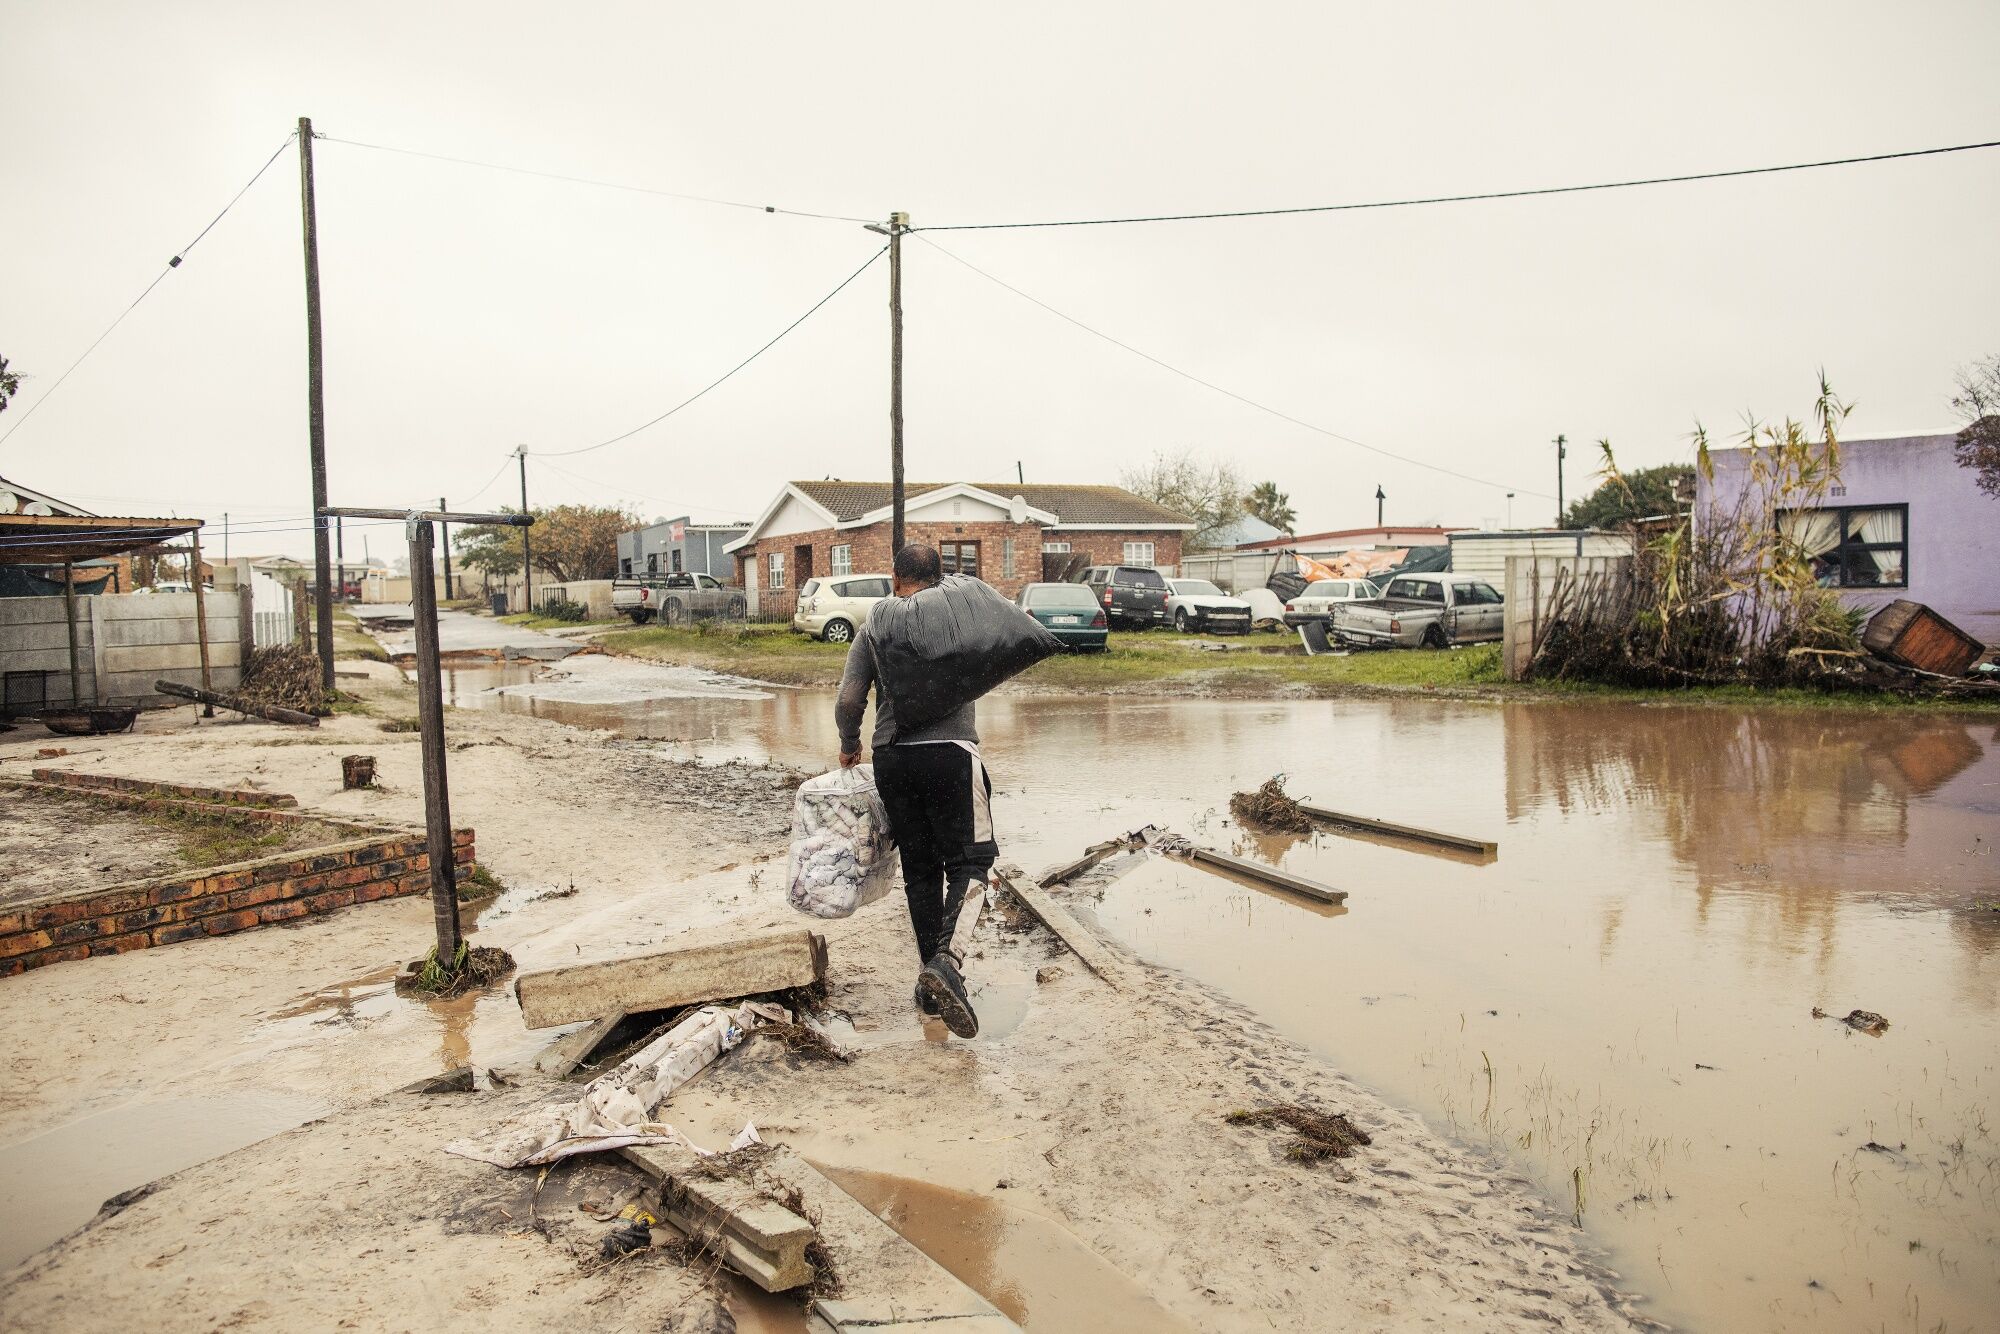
[1002,875,1124,989]
[1299,804,1497,856]
[514,927,828,1030]
[619,1141,816,1293]
[1036,832,1142,888]
[1186,846,1348,905]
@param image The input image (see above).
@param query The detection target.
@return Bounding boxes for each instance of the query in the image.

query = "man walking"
[835,543,993,1038]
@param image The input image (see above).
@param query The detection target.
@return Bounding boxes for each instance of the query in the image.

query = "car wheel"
[1174,609,1191,633]
[1422,623,1447,650]
[663,598,688,626]
[629,609,656,625]
[823,618,854,644]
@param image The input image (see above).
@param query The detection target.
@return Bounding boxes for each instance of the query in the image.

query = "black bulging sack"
[867,576,1064,737]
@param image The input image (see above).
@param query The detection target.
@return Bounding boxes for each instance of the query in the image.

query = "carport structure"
[0,512,208,710]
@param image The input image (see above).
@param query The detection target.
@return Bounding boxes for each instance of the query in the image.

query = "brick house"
[725,480,1195,618]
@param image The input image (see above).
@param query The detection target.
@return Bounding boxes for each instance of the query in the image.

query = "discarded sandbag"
[787,766,896,918]
[866,574,1062,736]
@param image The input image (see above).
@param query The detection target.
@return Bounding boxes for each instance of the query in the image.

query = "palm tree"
[1246,481,1296,534]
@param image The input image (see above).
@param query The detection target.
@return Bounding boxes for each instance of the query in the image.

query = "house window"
[1041,540,1070,554]
[940,542,980,578]
[670,548,683,574]
[1002,538,1016,578]
[1122,541,1156,567]
[1777,505,1907,588]
[830,544,853,577]
[646,553,658,574]
[769,551,786,590]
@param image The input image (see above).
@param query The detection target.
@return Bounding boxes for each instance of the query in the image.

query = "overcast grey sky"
[4,1,1997,558]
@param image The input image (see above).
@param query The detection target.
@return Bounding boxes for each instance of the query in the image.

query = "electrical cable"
[920,138,2000,231]
[535,244,889,458]
[0,133,298,448]
[322,135,875,224]
[918,235,1552,498]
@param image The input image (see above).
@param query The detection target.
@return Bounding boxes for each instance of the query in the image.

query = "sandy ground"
[0,664,1652,1332]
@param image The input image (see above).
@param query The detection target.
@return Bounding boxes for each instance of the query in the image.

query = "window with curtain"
[1777,505,1907,588]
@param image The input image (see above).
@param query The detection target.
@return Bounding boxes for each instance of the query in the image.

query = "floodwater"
[449,661,2000,1334]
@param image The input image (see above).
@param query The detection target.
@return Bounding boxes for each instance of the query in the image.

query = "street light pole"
[516,447,532,613]
[1554,433,1568,527]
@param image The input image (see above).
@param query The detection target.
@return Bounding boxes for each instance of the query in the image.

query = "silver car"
[1282,578,1381,628]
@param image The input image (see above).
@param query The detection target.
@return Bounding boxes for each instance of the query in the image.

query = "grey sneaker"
[917,953,978,1039]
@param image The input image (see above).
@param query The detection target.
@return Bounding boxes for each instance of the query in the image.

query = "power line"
[918,235,1552,499]
[0,133,298,448]
[322,135,875,225]
[921,138,2000,232]
[535,244,889,458]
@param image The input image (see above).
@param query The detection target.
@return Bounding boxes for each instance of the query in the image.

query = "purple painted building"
[1696,432,2000,646]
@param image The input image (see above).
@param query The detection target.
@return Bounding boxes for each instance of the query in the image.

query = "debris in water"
[1812,1007,1890,1035]
[1225,1103,1373,1162]
[1229,776,1314,834]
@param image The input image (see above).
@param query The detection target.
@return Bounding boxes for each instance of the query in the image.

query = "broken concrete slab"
[527,1011,629,1079]
[619,1141,815,1292]
[515,928,828,1030]
[1002,876,1124,990]
[1187,844,1347,905]
[737,1147,1022,1333]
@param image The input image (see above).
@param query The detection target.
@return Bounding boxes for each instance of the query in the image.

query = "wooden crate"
[1862,600,1984,677]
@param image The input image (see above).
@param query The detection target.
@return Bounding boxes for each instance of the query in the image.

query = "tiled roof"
[792,480,1193,526]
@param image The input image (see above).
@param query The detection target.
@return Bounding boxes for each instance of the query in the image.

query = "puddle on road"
[0,1092,324,1270]
[822,1166,1197,1331]
[440,665,2000,1332]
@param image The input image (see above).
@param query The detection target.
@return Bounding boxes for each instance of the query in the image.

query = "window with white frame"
[1122,541,1156,567]
[830,544,853,577]
[1002,537,1016,577]
[768,551,786,590]
[1041,540,1070,554]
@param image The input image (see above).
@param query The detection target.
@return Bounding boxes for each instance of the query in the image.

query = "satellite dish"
[0,490,16,514]
[22,502,53,516]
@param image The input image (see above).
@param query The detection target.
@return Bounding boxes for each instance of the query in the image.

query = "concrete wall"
[0,589,245,709]
[532,579,616,619]
[1501,555,1633,681]
[1697,433,2000,646]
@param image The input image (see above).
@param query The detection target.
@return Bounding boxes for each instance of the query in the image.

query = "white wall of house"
[761,493,834,540]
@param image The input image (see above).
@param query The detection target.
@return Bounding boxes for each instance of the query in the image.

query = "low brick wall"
[31,768,299,809]
[0,776,474,977]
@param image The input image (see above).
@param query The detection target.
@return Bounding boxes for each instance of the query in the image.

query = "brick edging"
[31,768,299,808]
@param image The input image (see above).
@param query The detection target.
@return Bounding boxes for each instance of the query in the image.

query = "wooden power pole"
[516,447,532,613]
[439,497,452,601]
[298,116,335,690]
[866,212,911,553]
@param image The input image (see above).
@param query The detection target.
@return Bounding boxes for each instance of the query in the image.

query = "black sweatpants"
[872,742,996,964]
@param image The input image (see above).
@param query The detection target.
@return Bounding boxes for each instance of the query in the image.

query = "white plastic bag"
[786,765,897,918]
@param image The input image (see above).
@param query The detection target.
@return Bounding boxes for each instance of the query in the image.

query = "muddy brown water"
[451,663,2000,1334]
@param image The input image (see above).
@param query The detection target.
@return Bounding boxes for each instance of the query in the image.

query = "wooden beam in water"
[1299,804,1497,856]
[1185,845,1347,905]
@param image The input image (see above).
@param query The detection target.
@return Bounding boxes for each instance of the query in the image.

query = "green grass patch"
[144,807,293,867]
[457,863,503,900]
[331,607,389,663]
[498,611,609,630]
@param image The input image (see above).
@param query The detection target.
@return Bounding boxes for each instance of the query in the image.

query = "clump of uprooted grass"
[397,942,516,998]
[1226,1103,1373,1162]
[238,644,330,715]
[754,1020,852,1063]
[1230,776,1314,833]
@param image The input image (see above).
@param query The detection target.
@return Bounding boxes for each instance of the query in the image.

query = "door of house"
[794,543,814,588]
[940,541,981,578]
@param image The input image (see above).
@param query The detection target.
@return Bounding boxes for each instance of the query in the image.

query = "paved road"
[363,608,582,658]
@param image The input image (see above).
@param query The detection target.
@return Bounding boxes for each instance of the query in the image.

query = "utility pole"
[1506,492,1515,528]
[321,504,531,975]
[439,497,451,602]
[865,212,911,552]
[223,512,230,561]
[298,115,335,690]
[1016,461,1024,486]
[516,447,532,613]
[1554,433,1568,527]
[335,516,344,604]
[1375,485,1386,528]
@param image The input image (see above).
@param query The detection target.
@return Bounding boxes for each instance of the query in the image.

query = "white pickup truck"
[1327,572,1505,649]
[610,573,745,625]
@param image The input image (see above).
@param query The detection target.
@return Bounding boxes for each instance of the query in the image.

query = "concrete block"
[514,927,828,1030]
[1002,876,1124,990]
[620,1141,815,1293]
